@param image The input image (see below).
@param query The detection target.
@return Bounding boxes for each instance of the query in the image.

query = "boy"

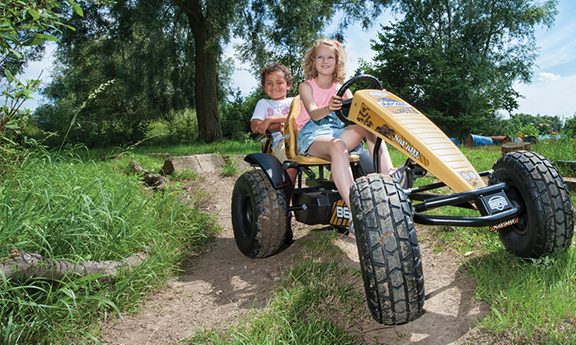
[250,63,298,187]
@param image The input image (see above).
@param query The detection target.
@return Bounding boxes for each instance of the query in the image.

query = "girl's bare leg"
[307,137,354,207]
[341,125,395,173]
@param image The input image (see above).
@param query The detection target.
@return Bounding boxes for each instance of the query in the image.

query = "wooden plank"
[564,177,576,192]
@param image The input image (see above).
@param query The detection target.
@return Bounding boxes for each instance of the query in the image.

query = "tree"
[1,0,112,173]
[174,0,394,143]
[510,113,563,135]
[37,0,203,147]
[361,0,557,138]
[173,0,246,143]
[236,0,394,83]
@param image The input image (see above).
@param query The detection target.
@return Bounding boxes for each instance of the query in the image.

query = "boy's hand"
[255,118,271,134]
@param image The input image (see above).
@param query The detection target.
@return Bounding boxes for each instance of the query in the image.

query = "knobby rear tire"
[231,169,290,258]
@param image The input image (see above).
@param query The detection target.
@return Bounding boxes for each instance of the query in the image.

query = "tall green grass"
[0,152,219,344]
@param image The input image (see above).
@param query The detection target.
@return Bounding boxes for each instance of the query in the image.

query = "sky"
[20,0,576,119]
[226,0,576,120]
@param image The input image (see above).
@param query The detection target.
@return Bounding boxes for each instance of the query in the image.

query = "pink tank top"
[296,79,338,130]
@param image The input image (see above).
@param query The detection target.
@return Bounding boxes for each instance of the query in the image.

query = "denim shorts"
[297,112,364,156]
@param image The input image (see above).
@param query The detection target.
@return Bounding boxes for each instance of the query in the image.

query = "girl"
[297,39,403,237]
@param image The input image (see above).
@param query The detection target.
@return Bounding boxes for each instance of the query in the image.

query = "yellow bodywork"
[348,90,486,193]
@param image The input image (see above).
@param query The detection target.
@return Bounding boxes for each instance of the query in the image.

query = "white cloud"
[538,72,562,82]
[515,73,576,116]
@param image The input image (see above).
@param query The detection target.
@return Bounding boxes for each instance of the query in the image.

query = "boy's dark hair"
[260,63,294,89]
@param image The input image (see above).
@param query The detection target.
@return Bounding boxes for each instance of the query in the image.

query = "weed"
[222,156,239,176]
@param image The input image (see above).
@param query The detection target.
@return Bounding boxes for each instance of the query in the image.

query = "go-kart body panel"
[348,89,486,193]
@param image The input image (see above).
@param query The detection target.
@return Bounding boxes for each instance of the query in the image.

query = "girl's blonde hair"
[302,39,347,83]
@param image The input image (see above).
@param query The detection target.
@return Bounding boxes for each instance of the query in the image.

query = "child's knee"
[331,140,349,155]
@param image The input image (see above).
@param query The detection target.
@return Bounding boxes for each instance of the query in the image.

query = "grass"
[74,139,261,163]
[465,248,576,344]
[399,140,576,344]
[0,149,220,344]
[184,138,575,345]
[2,136,575,344]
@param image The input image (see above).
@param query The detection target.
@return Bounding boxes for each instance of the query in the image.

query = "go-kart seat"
[283,96,359,165]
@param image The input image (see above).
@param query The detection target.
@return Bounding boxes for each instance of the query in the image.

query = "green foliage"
[34,0,202,148]
[220,89,266,141]
[517,122,540,138]
[563,115,576,138]
[236,0,335,80]
[1,0,79,77]
[361,0,558,139]
[0,152,219,343]
[1,0,105,164]
[221,156,239,176]
[237,0,394,85]
[509,112,563,136]
[165,108,200,145]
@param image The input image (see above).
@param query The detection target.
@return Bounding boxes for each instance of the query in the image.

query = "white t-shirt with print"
[250,98,293,150]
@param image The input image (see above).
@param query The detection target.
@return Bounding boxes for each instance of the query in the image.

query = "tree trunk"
[1,249,150,282]
[194,39,223,143]
[179,0,223,144]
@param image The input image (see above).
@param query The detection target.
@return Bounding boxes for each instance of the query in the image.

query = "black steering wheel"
[335,74,383,125]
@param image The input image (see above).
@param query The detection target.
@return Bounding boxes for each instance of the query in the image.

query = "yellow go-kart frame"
[232,74,574,325]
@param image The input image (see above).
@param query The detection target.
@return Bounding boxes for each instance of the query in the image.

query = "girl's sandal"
[348,221,355,240]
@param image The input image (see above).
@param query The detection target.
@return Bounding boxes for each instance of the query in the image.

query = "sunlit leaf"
[65,0,84,17]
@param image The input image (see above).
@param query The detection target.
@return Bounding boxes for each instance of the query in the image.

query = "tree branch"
[130,158,170,191]
[1,249,151,282]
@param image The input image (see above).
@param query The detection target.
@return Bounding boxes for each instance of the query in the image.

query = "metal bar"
[413,182,507,212]
[413,205,521,227]
[373,137,381,173]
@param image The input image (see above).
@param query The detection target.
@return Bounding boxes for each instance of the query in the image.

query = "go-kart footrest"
[305,178,337,190]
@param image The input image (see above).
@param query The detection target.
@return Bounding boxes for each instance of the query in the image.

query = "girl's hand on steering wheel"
[329,95,342,112]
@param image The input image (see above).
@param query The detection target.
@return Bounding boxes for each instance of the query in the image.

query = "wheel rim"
[241,194,253,238]
[504,182,528,235]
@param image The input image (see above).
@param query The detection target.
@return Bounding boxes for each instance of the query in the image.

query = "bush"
[220,89,266,141]
[165,108,200,144]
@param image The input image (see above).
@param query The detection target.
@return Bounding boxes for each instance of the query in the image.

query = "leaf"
[22,33,59,46]
[37,34,59,42]
[65,0,84,17]
[5,121,21,130]
[7,48,23,60]
[27,8,40,20]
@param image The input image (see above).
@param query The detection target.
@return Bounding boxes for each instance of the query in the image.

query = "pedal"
[401,159,427,189]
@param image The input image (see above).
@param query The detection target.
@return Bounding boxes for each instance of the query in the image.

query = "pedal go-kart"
[231,74,574,325]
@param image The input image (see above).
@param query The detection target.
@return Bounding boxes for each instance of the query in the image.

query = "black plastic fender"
[244,153,290,189]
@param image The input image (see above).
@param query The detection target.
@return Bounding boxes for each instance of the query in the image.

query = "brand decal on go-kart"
[330,199,350,227]
[356,103,429,167]
[490,217,520,232]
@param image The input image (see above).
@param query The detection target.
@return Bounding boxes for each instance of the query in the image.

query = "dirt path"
[101,172,490,344]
